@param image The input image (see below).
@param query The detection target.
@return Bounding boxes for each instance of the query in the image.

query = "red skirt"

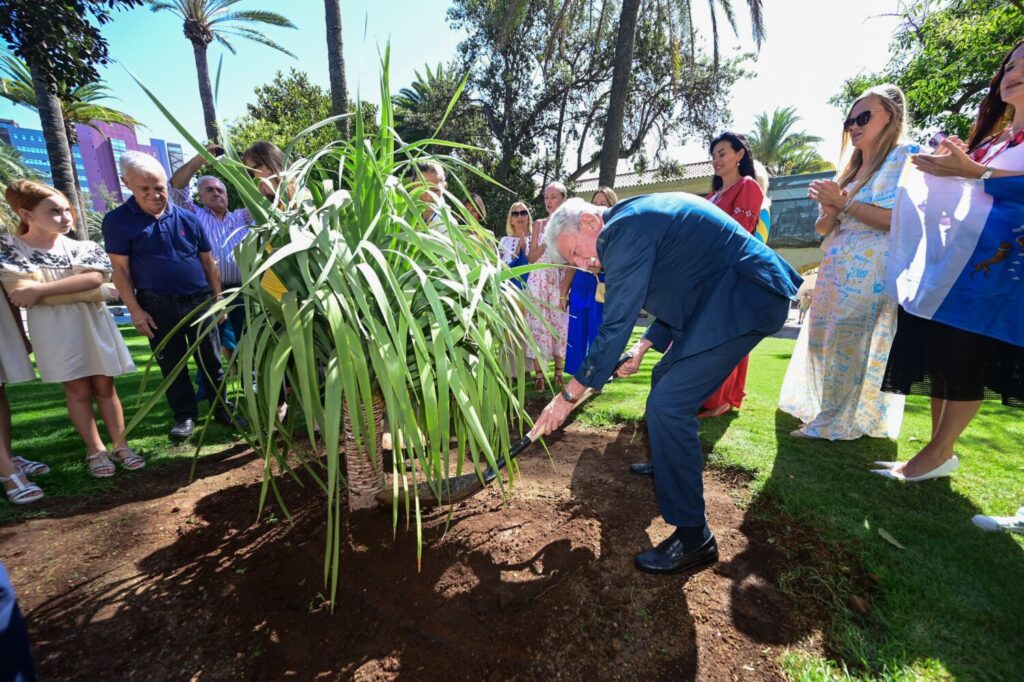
[702,355,749,411]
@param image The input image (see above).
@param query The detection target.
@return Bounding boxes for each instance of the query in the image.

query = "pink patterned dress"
[525,219,568,362]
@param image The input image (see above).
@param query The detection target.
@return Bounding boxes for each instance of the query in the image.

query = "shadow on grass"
[750,409,1024,679]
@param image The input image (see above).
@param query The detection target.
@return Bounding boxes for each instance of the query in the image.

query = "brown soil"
[0,423,837,681]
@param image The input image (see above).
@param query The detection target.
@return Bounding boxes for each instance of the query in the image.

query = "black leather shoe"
[629,462,655,477]
[169,419,196,439]
[634,531,718,575]
[213,409,248,429]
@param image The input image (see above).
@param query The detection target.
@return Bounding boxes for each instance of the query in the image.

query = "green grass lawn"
[2,327,243,524]
[4,329,1021,679]
[577,335,1024,681]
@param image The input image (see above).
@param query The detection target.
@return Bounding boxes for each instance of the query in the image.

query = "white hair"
[545,181,567,198]
[119,150,166,179]
[197,175,226,191]
[753,160,772,209]
[543,197,603,264]
[416,161,446,185]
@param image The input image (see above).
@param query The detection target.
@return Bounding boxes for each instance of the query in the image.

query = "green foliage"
[147,0,297,57]
[132,52,542,603]
[393,60,520,235]
[0,48,140,144]
[831,0,1024,138]
[0,0,144,89]
[228,69,378,158]
[748,107,835,176]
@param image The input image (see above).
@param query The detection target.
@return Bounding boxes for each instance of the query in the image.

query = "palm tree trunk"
[324,0,349,137]
[28,62,85,238]
[598,0,641,188]
[65,122,91,229]
[343,395,386,509]
[190,40,219,142]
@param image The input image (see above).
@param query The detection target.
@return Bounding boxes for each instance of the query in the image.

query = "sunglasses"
[511,210,529,217]
[844,109,878,130]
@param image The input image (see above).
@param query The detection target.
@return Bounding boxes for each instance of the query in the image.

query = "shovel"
[375,353,634,508]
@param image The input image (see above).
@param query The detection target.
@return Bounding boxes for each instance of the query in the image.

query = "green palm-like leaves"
[147,0,297,57]
[131,50,541,604]
[0,49,140,141]
[748,106,833,176]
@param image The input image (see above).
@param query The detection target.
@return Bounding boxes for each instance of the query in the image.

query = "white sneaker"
[972,506,1024,535]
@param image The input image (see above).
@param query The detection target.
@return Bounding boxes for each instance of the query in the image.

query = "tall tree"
[147,0,296,142]
[0,0,144,237]
[599,0,766,187]
[831,0,1022,139]
[0,49,141,219]
[323,0,348,137]
[747,106,832,176]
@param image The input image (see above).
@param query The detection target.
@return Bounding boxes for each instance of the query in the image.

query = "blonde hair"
[591,186,619,206]
[835,84,907,194]
[5,179,75,236]
[468,193,487,221]
[505,201,531,236]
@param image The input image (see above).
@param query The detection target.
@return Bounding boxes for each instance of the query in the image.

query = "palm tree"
[598,0,767,186]
[323,0,348,137]
[748,106,833,176]
[1,49,141,220]
[148,0,296,142]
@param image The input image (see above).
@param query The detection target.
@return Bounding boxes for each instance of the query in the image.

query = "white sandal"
[12,455,50,476]
[110,447,145,471]
[86,451,116,478]
[2,471,44,505]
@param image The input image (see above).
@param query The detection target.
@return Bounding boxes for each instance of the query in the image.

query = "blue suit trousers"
[646,328,775,527]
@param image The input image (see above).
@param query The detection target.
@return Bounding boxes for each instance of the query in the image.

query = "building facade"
[0,118,185,212]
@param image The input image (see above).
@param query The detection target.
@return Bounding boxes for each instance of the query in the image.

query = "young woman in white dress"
[1,180,140,479]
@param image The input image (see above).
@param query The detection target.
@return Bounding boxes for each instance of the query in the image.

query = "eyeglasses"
[844,109,878,130]
[511,210,529,217]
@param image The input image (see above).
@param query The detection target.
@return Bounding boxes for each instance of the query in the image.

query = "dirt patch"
[1,423,835,680]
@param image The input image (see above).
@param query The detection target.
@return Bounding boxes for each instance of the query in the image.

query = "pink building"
[75,121,178,211]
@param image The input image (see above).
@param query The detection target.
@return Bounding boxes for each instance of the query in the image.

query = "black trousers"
[136,289,225,422]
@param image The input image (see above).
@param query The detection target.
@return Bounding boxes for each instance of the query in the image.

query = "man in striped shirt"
[170,146,251,399]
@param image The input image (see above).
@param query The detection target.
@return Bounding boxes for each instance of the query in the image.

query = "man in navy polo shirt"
[103,151,242,439]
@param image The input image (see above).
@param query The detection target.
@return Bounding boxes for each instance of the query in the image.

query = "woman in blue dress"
[562,186,616,375]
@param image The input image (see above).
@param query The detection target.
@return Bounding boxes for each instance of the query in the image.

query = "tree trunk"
[324,0,349,138]
[598,0,641,188]
[190,40,219,142]
[343,395,386,510]
[28,62,85,238]
[65,122,91,229]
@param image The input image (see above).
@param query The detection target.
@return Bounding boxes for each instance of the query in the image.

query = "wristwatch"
[560,387,578,404]
[979,166,995,181]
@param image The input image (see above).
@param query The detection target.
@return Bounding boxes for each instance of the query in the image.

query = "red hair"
[5,179,75,236]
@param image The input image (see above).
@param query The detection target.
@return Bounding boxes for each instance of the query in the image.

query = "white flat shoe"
[972,506,1024,535]
[871,456,958,481]
[873,461,900,469]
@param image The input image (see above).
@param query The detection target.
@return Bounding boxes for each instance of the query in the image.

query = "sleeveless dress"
[0,234,135,383]
[779,144,918,439]
[524,220,567,362]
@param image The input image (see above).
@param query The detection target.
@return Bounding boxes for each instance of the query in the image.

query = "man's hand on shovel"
[533,378,585,437]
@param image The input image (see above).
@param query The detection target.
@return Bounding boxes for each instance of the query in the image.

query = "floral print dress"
[779,143,919,439]
[525,220,567,362]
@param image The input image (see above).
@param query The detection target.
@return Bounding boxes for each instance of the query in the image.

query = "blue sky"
[0,0,904,172]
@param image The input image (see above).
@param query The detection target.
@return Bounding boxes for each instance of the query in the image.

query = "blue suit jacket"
[573,193,802,390]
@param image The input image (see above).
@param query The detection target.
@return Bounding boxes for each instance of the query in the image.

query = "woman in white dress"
[1,180,140,479]
[0,295,42,504]
[779,84,918,440]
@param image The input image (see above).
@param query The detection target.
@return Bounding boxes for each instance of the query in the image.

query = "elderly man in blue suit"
[532,193,801,574]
